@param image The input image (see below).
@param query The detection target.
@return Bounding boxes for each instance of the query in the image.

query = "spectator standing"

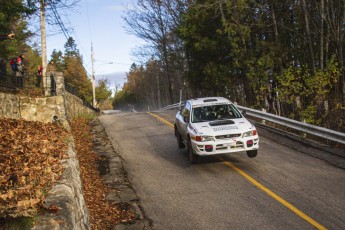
[36,65,43,87]
[0,58,6,78]
[16,54,25,87]
[9,58,16,75]
[47,61,56,95]
[9,58,17,87]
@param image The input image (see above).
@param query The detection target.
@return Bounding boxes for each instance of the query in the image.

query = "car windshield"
[191,104,242,123]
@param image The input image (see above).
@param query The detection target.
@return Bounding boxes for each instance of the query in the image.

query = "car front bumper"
[191,137,259,156]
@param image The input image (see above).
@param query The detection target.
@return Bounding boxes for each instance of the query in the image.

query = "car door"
[179,102,191,140]
[176,103,186,131]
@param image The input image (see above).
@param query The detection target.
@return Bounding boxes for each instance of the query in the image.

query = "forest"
[117,0,345,132]
[1,0,344,131]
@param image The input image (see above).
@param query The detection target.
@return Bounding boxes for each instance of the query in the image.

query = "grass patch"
[0,216,36,230]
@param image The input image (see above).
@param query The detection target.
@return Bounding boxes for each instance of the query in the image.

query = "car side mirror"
[242,110,246,116]
[183,116,189,123]
[179,101,186,111]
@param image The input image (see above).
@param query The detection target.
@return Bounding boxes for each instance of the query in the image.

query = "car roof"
[187,97,232,107]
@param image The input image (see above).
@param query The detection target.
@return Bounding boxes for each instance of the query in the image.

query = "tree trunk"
[301,0,316,74]
[270,1,283,115]
[320,0,324,70]
[340,1,345,104]
[156,73,161,109]
[162,48,174,104]
[325,0,345,102]
[40,0,48,95]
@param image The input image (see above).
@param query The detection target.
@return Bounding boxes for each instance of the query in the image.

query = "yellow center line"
[147,112,327,230]
[147,112,174,128]
[218,157,326,229]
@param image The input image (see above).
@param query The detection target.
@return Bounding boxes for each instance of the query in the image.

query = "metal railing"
[158,102,345,146]
[0,72,43,93]
[159,103,180,111]
[235,105,345,146]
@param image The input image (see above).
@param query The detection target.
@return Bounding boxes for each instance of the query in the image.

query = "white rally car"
[174,97,259,163]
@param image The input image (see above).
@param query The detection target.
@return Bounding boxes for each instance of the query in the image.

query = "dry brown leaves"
[0,118,68,216]
[0,117,134,227]
[70,118,135,229]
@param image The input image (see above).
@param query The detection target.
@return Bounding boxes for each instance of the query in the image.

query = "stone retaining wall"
[0,91,96,123]
[20,96,66,123]
[32,141,89,230]
[64,92,96,121]
[0,90,96,229]
[0,92,21,119]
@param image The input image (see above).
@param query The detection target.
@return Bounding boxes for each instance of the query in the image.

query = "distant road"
[100,111,345,230]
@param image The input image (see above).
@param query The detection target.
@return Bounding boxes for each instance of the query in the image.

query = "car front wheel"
[247,150,258,158]
[175,126,185,149]
[187,139,198,164]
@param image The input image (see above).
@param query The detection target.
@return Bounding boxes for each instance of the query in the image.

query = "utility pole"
[40,0,48,95]
[91,43,96,107]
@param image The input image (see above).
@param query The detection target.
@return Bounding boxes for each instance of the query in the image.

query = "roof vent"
[203,99,218,103]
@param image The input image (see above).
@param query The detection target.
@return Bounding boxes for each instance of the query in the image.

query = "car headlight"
[242,130,257,138]
[193,136,214,142]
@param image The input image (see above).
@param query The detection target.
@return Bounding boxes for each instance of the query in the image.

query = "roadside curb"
[90,119,152,230]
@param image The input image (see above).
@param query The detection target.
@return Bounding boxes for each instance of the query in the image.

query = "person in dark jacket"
[0,59,6,78]
[36,65,43,87]
[15,54,25,87]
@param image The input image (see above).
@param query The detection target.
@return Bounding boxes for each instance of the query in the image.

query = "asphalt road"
[99,111,345,230]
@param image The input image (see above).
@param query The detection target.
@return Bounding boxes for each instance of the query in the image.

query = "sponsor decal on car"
[213,126,238,131]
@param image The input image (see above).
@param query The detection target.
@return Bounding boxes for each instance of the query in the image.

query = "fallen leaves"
[70,118,135,229]
[0,117,135,227]
[48,204,59,213]
[0,118,68,216]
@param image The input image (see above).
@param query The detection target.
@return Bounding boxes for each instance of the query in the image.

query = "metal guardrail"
[236,105,345,145]
[158,102,345,146]
[159,103,180,111]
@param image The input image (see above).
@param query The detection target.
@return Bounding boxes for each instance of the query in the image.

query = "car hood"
[190,118,254,136]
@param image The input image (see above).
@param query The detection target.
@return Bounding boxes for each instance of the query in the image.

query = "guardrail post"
[261,108,266,125]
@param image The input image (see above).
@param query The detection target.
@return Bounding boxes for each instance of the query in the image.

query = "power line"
[50,4,70,40]
[49,3,92,77]
[84,0,93,42]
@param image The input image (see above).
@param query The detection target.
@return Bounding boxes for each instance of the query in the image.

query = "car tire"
[187,139,198,164]
[247,150,258,158]
[176,130,185,149]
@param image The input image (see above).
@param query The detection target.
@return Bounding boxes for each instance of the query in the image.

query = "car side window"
[181,102,191,122]
[181,105,187,117]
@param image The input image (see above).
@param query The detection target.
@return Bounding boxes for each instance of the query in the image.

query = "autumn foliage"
[0,118,68,217]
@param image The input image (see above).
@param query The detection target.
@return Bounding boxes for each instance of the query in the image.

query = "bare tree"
[301,0,316,74]
[123,0,189,105]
